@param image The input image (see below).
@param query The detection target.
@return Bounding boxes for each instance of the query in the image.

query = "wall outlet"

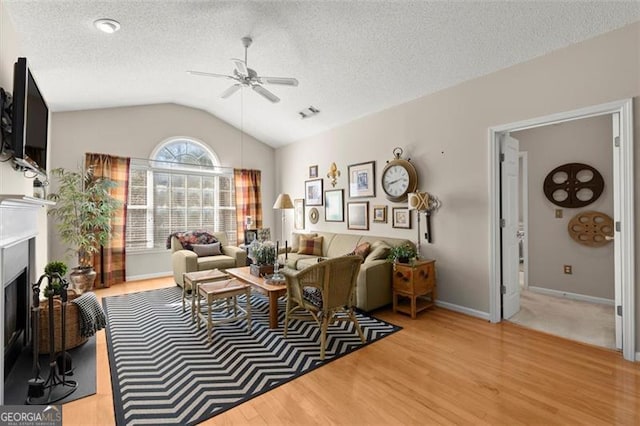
[564,265,572,274]
[555,209,563,218]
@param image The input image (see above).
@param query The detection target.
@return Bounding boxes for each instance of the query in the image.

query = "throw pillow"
[353,242,371,258]
[291,232,317,252]
[167,231,218,250]
[191,242,222,257]
[297,235,324,256]
[364,240,392,263]
[302,287,323,308]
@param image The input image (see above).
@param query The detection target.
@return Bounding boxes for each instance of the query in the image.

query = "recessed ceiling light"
[94,18,121,34]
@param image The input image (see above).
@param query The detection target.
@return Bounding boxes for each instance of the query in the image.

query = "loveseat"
[171,231,247,287]
[281,231,414,312]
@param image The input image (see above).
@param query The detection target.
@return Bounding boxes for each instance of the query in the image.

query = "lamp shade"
[408,191,429,211]
[273,193,294,209]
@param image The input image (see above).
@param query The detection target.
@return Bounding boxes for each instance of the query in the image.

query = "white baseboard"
[435,300,491,321]
[528,286,614,305]
[126,271,172,282]
[636,352,640,362]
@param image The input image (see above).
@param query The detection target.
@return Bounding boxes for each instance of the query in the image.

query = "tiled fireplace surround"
[0,195,45,405]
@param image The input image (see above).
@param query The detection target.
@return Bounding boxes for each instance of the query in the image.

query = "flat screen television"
[11,57,48,174]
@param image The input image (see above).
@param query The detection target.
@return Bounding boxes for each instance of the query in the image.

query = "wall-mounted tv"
[11,57,48,174]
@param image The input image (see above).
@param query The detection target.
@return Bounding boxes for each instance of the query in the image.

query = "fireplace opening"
[4,268,28,380]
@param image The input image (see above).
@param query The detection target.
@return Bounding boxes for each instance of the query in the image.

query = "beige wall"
[50,104,276,279]
[0,1,48,277]
[514,115,614,300]
[275,22,639,335]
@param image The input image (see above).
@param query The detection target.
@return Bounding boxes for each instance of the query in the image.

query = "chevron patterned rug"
[103,286,400,425]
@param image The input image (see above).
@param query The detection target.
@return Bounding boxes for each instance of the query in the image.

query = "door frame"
[519,152,529,289]
[488,99,635,361]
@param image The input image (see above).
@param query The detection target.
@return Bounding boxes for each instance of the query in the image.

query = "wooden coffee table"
[225,266,287,329]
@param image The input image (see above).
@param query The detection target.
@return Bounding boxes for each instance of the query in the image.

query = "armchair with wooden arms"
[282,255,366,360]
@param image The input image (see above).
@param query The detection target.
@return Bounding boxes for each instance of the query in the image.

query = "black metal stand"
[26,274,77,404]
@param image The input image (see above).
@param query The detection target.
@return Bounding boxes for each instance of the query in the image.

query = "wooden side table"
[183,269,230,322]
[197,279,251,344]
[392,259,436,319]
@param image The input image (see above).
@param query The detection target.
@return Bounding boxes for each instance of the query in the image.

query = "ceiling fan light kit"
[187,36,298,103]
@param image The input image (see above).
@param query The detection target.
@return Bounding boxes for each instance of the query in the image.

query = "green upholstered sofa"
[281,231,415,312]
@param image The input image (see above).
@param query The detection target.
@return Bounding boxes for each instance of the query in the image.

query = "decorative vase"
[69,267,97,293]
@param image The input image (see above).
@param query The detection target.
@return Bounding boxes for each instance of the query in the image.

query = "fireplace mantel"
[0,193,52,404]
[0,194,53,249]
[0,194,55,208]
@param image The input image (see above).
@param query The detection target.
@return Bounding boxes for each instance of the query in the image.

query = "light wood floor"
[63,276,639,425]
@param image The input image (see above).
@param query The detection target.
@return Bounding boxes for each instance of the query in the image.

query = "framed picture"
[294,198,305,230]
[348,161,376,198]
[373,205,387,223]
[244,229,258,244]
[305,179,323,206]
[347,201,369,230]
[392,207,411,229]
[324,189,344,222]
[309,165,318,178]
[257,228,271,242]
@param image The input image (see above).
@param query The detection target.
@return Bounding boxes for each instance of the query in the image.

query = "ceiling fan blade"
[187,70,233,79]
[252,85,280,103]
[232,59,248,76]
[260,77,299,86]
[220,84,242,99]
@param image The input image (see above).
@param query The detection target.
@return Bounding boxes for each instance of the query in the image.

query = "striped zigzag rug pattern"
[103,286,401,425]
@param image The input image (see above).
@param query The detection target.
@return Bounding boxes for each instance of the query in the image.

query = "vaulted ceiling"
[4,1,639,147]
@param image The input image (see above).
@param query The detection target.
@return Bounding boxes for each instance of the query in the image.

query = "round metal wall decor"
[543,163,604,208]
[567,211,613,247]
[308,207,319,224]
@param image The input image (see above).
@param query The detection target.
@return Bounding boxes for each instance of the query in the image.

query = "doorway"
[488,99,635,362]
[507,115,616,349]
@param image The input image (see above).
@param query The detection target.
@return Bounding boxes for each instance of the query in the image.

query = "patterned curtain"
[85,152,130,287]
[234,169,262,244]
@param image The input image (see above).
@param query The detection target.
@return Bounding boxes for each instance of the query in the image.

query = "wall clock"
[381,147,418,202]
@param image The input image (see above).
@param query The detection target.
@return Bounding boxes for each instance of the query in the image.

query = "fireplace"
[0,194,49,404]
[3,241,30,380]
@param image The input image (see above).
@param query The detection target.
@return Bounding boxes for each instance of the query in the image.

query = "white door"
[612,113,622,350]
[501,134,520,319]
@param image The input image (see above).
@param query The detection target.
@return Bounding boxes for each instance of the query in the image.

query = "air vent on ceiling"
[299,106,320,119]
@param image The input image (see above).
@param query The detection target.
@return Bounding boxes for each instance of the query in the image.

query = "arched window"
[151,138,220,167]
[126,138,236,251]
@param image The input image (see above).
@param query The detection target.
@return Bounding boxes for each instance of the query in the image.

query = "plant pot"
[397,257,410,264]
[250,264,274,277]
[69,267,97,293]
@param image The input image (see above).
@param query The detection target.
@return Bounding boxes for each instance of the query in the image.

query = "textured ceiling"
[4,1,640,147]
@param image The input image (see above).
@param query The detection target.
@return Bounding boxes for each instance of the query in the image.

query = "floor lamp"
[273,193,294,279]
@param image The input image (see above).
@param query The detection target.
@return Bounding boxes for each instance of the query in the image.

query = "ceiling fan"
[187,36,299,103]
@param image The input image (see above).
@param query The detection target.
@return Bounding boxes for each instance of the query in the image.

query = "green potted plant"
[47,167,119,292]
[43,260,68,297]
[387,243,418,264]
[248,240,276,277]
